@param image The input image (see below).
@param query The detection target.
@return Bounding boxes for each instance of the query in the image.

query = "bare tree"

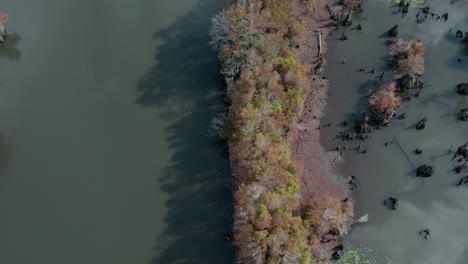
[209,11,229,50]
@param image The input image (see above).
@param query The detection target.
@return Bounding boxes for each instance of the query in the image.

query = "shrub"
[276,56,302,75]
[272,102,283,113]
[254,204,273,230]
[0,12,8,23]
[337,244,398,264]
[389,38,425,79]
[209,11,230,50]
[369,81,401,113]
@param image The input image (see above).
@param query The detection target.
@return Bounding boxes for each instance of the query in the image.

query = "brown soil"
[288,0,357,257]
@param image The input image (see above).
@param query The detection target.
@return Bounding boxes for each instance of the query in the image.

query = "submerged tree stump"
[388,25,399,38]
[416,164,433,177]
[0,24,5,44]
[460,108,468,121]
[457,175,468,186]
[457,83,468,95]
[416,117,428,130]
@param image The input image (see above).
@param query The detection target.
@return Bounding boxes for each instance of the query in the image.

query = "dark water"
[322,0,468,263]
[0,0,233,263]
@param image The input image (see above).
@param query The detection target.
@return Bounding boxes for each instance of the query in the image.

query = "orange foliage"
[0,13,8,23]
[369,81,401,113]
[389,38,425,79]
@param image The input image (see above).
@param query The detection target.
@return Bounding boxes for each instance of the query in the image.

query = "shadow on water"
[0,32,16,181]
[0,33,21,61]
[0,132,9,176]
[136,0,234,263]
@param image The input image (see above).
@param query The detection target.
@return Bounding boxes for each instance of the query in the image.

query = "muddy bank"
[288,0,362,259]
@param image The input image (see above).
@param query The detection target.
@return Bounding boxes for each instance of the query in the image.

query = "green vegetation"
[272,102,283,113]
[337,244,398,264]
[276,56,303,75]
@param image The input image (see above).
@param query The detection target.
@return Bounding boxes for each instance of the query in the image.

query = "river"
[322,0,468,263]
[0,0,233,263]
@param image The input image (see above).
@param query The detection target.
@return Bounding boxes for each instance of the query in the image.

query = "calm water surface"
[0,0,233,263]
[322,0,468,263]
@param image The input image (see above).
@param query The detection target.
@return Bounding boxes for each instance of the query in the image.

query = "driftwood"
[317,31,322,56]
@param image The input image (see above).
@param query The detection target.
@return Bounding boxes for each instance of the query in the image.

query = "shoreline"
[288,0,359,259]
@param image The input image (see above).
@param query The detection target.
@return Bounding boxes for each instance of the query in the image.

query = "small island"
[211,0,363,262]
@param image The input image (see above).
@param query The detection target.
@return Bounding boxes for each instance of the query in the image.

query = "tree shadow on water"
[136,0,234,263]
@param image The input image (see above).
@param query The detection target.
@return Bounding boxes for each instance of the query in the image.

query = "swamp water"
[322,0,468,263]
[0,0,233,263]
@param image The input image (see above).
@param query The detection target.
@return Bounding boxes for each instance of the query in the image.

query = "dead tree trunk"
[317,30,323,57]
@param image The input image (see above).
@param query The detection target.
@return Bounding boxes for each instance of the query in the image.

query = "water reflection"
[136,0,234,263]
[0,33,21,61]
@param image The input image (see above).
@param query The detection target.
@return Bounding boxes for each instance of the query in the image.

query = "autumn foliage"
[0,13,8,23]
[213,0,353,263]
[369,81,401,114]
[389,38,425,83]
